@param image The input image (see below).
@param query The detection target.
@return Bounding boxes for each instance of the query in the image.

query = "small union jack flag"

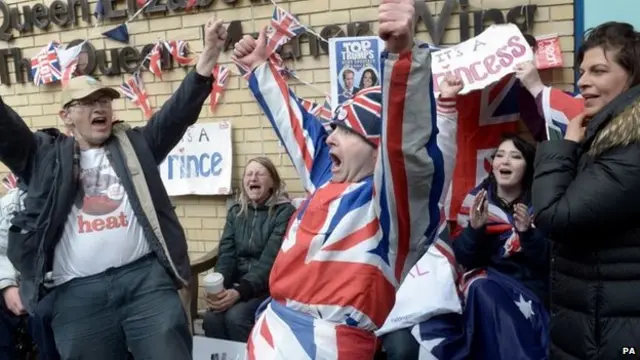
[31,41,62,86]
[119,72,153,120]
[2,173,17,190]
[231,56,251,80]
[317,96,332,122]
[268,52,297,79]
[147,42,163,79]
[209,64,229,112]
[295,95,332,130]
[266,7,305,54]
[163,40,192,65]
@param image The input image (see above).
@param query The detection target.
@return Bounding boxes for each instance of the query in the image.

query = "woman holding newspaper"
[532,22,640,360]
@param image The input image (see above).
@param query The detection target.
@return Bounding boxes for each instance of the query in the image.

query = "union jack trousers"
[242,43,446,359]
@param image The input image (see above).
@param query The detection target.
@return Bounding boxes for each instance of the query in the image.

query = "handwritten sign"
[535,34,564,70]
[159,121,233,196]
[432,24,534,96]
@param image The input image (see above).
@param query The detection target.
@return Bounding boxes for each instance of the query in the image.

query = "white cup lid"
[203,272,224,283]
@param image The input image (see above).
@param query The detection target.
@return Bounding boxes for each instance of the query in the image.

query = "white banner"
[192,336,246,360]
[376,242,461,337]
[160,121,233,196]
[432,23,534,96]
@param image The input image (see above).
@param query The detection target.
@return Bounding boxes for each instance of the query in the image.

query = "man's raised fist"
[378,0,415,53]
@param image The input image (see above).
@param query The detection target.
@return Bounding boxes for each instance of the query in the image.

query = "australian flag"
[413,268,549,360]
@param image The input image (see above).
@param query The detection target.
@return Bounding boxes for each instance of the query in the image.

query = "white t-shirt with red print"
[52,148,151,286]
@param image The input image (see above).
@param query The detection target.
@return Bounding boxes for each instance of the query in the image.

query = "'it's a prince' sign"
[432,24,534,96]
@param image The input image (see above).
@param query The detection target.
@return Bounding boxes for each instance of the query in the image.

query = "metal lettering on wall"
[0,0,537,85]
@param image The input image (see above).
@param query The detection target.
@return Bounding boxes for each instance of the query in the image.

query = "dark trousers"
[51,255,191,360]
[382,328,420,360]
[0,290,59,360]
[202,296,266,342]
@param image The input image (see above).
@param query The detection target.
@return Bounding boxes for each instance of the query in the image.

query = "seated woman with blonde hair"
[203,157,295,342]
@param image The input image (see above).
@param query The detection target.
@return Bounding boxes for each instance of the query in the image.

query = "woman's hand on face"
[513,203,531,232]
[565,113,587,143]
[470,189,489,229]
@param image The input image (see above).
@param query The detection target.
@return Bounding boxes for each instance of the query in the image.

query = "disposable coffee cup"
[203,272,224,295]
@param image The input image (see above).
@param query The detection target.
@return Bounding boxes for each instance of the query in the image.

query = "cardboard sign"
[432,23,534,96]
[535,34,564,70]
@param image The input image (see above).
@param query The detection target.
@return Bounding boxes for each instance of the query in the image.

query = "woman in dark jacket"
[532,22,640,360]
[203,157,295,342]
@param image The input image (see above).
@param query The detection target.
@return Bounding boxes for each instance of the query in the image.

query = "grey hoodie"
[0,188,25,290]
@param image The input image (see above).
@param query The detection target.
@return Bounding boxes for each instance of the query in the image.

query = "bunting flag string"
[31,41,62,86]
[147,42,163,79]
[209,64,230,113]
[29,0,339,127]
[267,0,328,44]
[101,0,152,44]
[119,71,153,119]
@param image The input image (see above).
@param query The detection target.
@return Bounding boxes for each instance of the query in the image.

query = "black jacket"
[533,84,640,360]
[0,70,213,310]
[215,196,295,301]
[453,182,549,305]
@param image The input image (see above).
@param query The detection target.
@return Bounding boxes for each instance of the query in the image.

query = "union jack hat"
[330,86,382,148]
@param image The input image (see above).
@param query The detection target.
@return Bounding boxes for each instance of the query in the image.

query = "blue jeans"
[51,255,191,360]
[30,291,60,360]
[382,328,420,360]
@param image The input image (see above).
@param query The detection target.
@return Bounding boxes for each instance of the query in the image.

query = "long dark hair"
[481,133,536,209]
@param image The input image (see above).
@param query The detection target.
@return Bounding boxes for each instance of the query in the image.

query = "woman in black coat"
[532,22,640,360]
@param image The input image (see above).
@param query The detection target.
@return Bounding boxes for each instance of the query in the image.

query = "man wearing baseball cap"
[231,0,445,357]
[0,17,227,360]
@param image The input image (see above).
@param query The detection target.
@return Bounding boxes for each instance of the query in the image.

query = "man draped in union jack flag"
[232,0,445,358]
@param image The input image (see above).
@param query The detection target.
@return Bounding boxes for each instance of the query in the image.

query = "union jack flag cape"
[243,44,445,358]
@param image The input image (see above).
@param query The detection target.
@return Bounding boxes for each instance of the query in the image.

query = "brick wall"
[0,0,575,306]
